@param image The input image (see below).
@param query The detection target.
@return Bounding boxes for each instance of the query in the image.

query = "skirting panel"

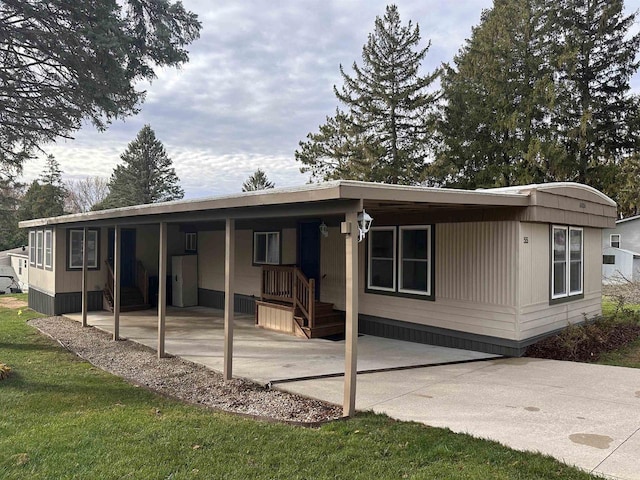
[359,314,538,357]
[198,288,256,315]
[28,288,103,316]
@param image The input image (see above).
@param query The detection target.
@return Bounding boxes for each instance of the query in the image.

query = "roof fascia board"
[22,199,362,229]
[338,183,530,206]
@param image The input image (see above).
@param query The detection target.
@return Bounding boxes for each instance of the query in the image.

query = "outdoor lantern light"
[319,221,329,238]
[357,209,373,242]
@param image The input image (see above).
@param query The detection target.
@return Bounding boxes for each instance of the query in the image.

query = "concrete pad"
[64,307,497,385]
[63,308,640,479]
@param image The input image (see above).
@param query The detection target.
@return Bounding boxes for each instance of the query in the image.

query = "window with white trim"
[552,226,583,300]
[36,230,43,267]
[29,231,35,266]
[610,234,620,248]
[368,227,396,291]
[253,231,280,265]
[68,229,99,269]
[399,226,431,295]
[44,230,52,269]
[367,225,434,299]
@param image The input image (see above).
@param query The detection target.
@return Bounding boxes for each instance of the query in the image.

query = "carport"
[65,307,497,386]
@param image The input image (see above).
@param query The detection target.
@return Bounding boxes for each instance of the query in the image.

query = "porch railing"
[261,265,315,329]
[105,260,115,307]
[104,259,149,306]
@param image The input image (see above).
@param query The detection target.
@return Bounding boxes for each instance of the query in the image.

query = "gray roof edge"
[21,180,595,229]
[616,214,640,225]
[483,182,616,206]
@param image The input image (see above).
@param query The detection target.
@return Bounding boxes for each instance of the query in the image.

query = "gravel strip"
[28,316,343,424]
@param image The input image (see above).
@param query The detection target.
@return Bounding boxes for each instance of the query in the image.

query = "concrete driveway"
[66,307,640,479]
[282,358,640,480]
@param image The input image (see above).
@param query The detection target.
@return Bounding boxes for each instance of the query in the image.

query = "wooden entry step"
[256,300,345,339]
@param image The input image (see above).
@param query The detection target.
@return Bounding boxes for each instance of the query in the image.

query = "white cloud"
[22,0,640,196]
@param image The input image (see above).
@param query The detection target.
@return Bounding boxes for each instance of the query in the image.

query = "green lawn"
[0,295,599,480]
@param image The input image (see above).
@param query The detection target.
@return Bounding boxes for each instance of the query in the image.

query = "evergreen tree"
[242,169,275,192]
[296,109,383,182]
[0,0,201,178]
[432,0,640,190]
[98,125,184,209]
[433,0,560,188]
[296,5,439,184]
[553,0,640,190]
[18,155,66,222]
[0,180,25,249]
[613,154,640,219]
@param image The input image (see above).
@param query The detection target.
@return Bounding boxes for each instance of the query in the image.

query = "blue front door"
[298,220,321,300]
[107,229,136,287]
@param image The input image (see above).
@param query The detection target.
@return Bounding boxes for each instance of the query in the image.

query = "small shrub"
[0,362,11,380]
[526,314,640,362]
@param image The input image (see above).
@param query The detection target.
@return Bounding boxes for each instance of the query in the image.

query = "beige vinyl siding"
[198,228,297,297]
[357,221,520,340]
[55,228,108,293]
[29,228,57,294]
[518,223,602,339]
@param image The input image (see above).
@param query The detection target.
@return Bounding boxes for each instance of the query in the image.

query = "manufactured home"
[602,215,640,284]
[21,181,615,358]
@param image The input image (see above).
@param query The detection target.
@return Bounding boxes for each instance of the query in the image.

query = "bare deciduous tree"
[64,177,109,213]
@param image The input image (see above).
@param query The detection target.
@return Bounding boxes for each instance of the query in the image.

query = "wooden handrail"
[261,265,315,329]
[105,260,114,301]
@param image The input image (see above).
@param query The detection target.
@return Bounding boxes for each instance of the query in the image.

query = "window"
[29,231,35,266]
[368,227,396,291]
[399,226,431,295]
[367,225,434,299]
[44,230,52,269]
[551,226,583,300]
[68,229,99,269]
[185,232,197,252]
[253,231,280,265]
[36,230,43,267]
[603,255,615,265]
[610,234,620,248]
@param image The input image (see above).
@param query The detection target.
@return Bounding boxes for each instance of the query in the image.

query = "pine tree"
[98,125,184,209]
[296,5,439,184]
[0,0,200,177]
[553,0,640,190]
[296,109,382,182]
[242,169,275,192]
[433,0,560,188]
[18,155,66,222]
[0,179,25,249]
[612,154,640,219]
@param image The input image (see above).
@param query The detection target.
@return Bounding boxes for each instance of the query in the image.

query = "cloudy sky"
[22,0,640,199]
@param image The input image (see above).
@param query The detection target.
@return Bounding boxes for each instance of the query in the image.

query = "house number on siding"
[523,237,529,244]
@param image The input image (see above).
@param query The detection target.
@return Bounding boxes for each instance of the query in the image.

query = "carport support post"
[157,222,168,358]
[113,225,121,341]
[343,210,359,417]
[81,227,88,327]
[223,217,235,381]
